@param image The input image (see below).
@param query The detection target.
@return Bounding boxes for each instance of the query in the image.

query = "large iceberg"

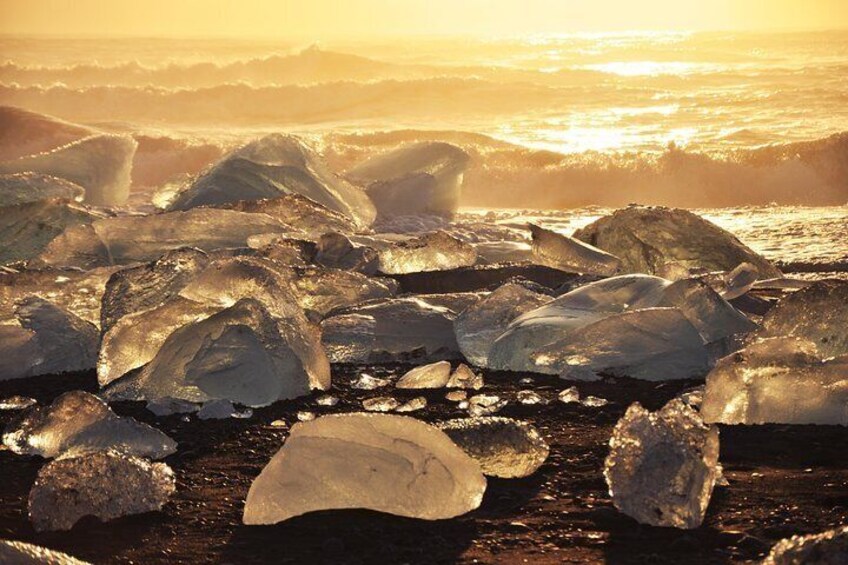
[377,231,477,274]
[168,134,376,228]
[0,134,137,206]
[573,206,781,278]
[604,399,720,529]
[346,142,470,218]
[529,224,622,276]
[243,413,486,523]
[701,337,848,425]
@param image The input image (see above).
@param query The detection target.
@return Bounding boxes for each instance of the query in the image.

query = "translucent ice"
[222,194,359,237]
[0,172,84,207]
[0,539,91,564]
[28,450,175,532]
[762,525,848,565]
[447,363,484,390]
[197,399,245,420]
[468,394,507,417]
[3,390,176,459]
[377,231,477,274]
[242,413,486,523]
[529,224,622,276]
[604,399,720,529]
[351,373,390,390]
[439,417,549,478]
[701,337,848,425]
[284,266,396,319]
[582,396,609,407]
[517,390,546,405]
[315,232,378,274]
[558,387,580,404]
[396,361,452,389]
[146,397,199,417]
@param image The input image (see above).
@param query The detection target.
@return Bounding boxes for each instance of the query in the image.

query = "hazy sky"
[1,0,847,38]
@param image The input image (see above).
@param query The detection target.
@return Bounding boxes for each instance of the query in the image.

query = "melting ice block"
[702,337,848,425]
[0,539,91,564]
[347,141,470,218]
[168,133,376,228]
[243,413,486,523]
[604,399,720,529]
[762,525,848,565]
[439,417,549,478]
[3,390,175,459]
[529,224,622,276]
[757,279,848,357]
[396,361,452,389]
[377,231,477,274]
[0,134,137,206]
[28,450,175,532]
[574,206,781,278]
[0,172,84,207]
[453,282,551,367]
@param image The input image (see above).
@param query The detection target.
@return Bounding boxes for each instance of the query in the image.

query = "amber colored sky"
[1,0,847,38]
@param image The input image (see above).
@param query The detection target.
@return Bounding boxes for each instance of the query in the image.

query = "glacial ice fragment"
[0,539,91,565]
[0,172,84,207]
[242,413,486,523]
[351,373,390,390]
[362,397,400,412]
[446,390,468,402]
[762,525,848,565]
[396,361,452,389]
[28,450,175,532]
[285,266,396,319]
[529,224,622,276]
[396,397,428,413]
[377,231,477,274]
[297,411,316,422]
[3,390,176,459]
[222,194,359,237]
[447,364,484,390]
[315,232,378,274]
[474,241,534,265]
[0,396,37,410]
[517,390,546,405]
[198,399,242,420]
[604,399,720,529]
[439,417,549,478]
[146,397,199,417]
[558,387,580,404]
[468,394,507,417]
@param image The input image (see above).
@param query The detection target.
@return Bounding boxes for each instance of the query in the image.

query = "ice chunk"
[105,298,329,407]
[351,373,390,390]
[0,106,93,161]
[716,262,759,300]
[574,206,781,278]
[169,134,376,227]
[474,241,534,265]
[558,387,580,404]
[582,396,609,407]
[396,397,427,413]
[146,397,199,417]
[439,417,549,478]
[362,396,400,412]
[315,394,339,407]
[453,282,551,367]
[0,539,91,564]
[3,391,175,459]
[517,390,546,405]
[314,232,378,274]
[377,231,477,274]
[297,411,316,422]
[321,297,461,363]
[604,399,720,529]
[762,525,848,565]
[0,172,84,207]
[446,390,468,402]
[0,134,137,205]
[285,266,396,319]
[468,394,507,417]
[28,450,175,532]
[701,337,848,425]
[396,361,452,389]
[242,413,486,523]
[197,399,251,420]
[530,224,622,276]
[222,194,359,237]
[447,363,484,390]
[347,142,469,218]
[656,278,757,343]
[0,396,37,410]
[758,280,848,357]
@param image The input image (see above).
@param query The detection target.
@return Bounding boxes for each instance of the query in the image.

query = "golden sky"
[1,0,846,37]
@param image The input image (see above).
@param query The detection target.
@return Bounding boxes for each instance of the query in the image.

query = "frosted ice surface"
[574,206,781,278]
[447,364,484,390]
[351,373,390,390]
[558,387,580,404]
[604,399,720,529]
[0,134,137,205]
[347,142,469,218]
[362,396,400,412]
[168,134,376,227]
[28,450,175,532]
[702,337,848,425]
[0,396,37,410]
[439,417,549,478]
[762,525,848,565]
[0,539,91,565]
[758,280,848,357]
[396,397,427,413]
[453,282,551,367]
[396,361,452,389]
[717,262,759,300]
[315,232,378,274]
[0,172,84,207]
[321,297,461,363]
[468,394,507,417]
[242,413,486,523]
[377,231,477,274]
[529,224,622,276]
[146,397,199,417]
[3,390,176,459]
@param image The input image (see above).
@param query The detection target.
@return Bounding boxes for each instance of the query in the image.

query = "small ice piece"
[439,417,549,478]
[377,231,477,274]
[719,262,759,300]
[517,390,546,405]
[529,224,622,276]
[762,525,848,565]
[0,172,85,206]
[677,386,704,409]
[396,361,452,389]
[757,279,848,358]
[315,394,339,407]
[0,539,91,564]
[468,394,507,417]
[242,413,486,523]
[474,241,534,264]
[3,391,176,459]
[0,396,37,410]
[396,397,427,413]
[604,399,720,529]
[28,450,175,532]
[146,398,200,417]
[447,364,485,390]
[197,399,238,420]
[269,419,287,428]
[453,282,551,367]
[446,390,468,402]
[297,411,316,422]
[558,387,580,404]
[352,373,390,390]
[581,396,609,407]
[701,337,848,425]
[362,397,400,412]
